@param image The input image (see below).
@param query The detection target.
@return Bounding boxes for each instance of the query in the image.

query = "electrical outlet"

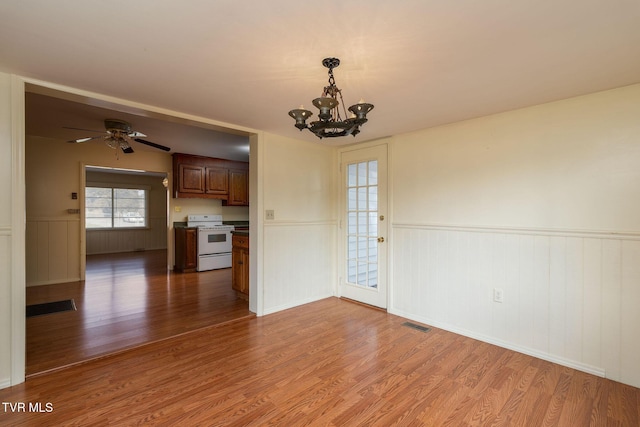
[265,209,275,220]
[174,206,182,212]
[493,288,504,303]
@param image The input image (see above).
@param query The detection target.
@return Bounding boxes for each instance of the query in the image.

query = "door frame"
[9,75,262,389]
[337,141,390,309]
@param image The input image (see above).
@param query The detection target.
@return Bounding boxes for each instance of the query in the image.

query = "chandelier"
[288,58,374,139]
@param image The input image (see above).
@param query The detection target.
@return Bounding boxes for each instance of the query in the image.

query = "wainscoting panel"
[0,231,11,388]
[26,219,81,286]
[27,216,167,286]
[621,240,640,387]
[391,224,640,388]
[262,222,336,314]
[86,216,167,255]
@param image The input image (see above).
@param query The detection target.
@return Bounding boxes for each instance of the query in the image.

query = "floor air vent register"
[402,322,431,333]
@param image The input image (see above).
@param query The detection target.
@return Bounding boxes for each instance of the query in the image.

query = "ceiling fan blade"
[133,138,171,152]
[128,131,147,138]
[67,135,104,143]
[122,146,135,154]
[63,126,104,133]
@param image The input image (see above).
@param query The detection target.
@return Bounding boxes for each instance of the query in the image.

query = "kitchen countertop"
[224,221,249,228]
[173,221,249,229]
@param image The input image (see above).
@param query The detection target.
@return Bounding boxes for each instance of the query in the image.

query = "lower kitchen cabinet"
[175,227,198,272]
[232,233,249,299]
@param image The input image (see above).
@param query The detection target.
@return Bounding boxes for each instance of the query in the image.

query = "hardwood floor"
[25,249,252,376]
[4,297,639,426]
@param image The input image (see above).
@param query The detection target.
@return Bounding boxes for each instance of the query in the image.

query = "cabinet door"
[232,246,246,293]
[205,167,229,195]
[175,227,198,272]
[178,164,205,194]
[239,249,249,293]
[184,228,198,269]
[227,169,249,206]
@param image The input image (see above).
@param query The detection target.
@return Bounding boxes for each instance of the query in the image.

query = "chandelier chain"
[324,66,348,122]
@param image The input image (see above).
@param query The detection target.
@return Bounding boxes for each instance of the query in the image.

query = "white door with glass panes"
[340,144,388,309]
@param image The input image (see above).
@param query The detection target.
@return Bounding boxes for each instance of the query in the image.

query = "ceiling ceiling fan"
[66,119,171,153]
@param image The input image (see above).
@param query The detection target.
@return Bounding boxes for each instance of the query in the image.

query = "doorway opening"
[24,84,254,376]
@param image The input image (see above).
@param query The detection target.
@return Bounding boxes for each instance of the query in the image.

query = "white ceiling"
[1,1,639,156]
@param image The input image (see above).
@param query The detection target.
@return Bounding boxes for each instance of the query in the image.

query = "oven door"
[197,228,232,255]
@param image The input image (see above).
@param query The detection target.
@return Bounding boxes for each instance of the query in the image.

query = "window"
[85,186,148,229]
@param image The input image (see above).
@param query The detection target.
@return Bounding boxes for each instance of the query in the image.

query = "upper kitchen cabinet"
[172,153,248,205]
[225,168,249,206]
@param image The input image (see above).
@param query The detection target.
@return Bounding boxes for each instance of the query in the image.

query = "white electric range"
[186,214,235,271]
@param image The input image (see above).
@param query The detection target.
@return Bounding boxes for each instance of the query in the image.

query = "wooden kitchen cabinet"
[174,227,198,272]
[173,153,247,205]
[176,164,206,194]
[232,233,249,299]
[205,166,229,196]
[225,168,249,206]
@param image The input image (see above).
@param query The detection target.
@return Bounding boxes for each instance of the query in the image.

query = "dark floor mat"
[26,299,77,317]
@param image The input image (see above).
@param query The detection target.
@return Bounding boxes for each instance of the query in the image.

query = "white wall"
[389,84,640,388]
[261,132,336,314]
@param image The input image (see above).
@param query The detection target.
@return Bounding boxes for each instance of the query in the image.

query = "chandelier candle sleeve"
[288,58,374,139]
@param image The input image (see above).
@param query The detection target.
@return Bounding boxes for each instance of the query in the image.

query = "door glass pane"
[368,161,378,185]
[346,159,378,288]
[348,164,357,187]
[357,162,367,186]
[358,187,367,210]
[348,188,357,210]
[357,261,368,286]
[348,212,357,234]
[368,187,377,210]
[369,212,377,236]
[348,236,357,259]
[348,259,357,283]
[358,212,368,234]
[358,237,367,258]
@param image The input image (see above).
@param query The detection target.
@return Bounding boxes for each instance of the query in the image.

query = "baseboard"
[86,247,167,256]
[389,307,606,378]
[0,377,11,390]
[262,293,334,316]
[26,277,82,287]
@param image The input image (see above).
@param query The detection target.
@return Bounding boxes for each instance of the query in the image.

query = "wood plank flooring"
[26,249,252,376]
[4,297,639,426]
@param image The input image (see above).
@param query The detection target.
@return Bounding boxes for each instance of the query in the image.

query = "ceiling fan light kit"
[68,119,170,154]
[288,58,374,139]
